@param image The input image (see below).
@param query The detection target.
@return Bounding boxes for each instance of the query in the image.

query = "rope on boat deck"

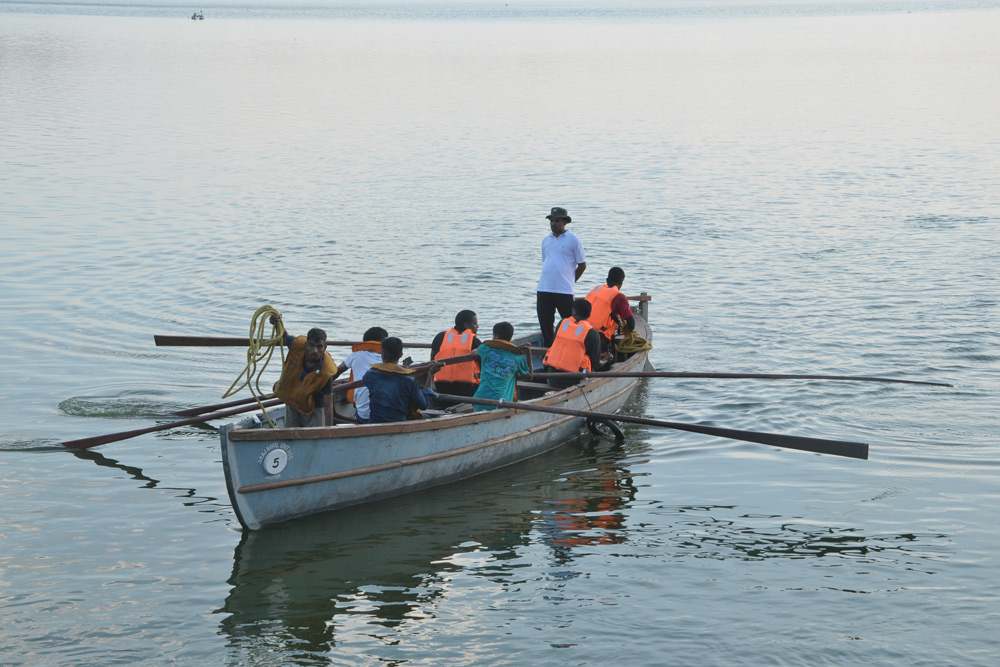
[221,305,286,427]
[616,327,652,355]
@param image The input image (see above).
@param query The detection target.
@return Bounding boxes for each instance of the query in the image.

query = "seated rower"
[269,314,342,428]
[337,326,388,424]
[542,299,602,389]
[584,266,635,357]
[430,309,482,398]
[362,337,439,424]
[472,321,533,411]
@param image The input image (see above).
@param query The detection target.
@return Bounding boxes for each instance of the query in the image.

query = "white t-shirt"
[536,230,586,294]
[343,349,382,420]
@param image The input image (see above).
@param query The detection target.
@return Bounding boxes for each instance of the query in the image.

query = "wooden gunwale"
[234,377,638,494]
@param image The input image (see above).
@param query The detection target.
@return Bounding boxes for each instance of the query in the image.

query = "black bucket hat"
[546,207,571,222]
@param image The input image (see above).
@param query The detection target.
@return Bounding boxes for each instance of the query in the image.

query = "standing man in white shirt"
[536,206,587,347]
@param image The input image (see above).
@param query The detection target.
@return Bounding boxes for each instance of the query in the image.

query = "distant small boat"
[220,297,653,530]
[191,11,204,20]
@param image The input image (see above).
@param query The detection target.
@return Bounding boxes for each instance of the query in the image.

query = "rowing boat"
[220,296,653,530]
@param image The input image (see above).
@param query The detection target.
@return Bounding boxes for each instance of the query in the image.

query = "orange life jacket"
[273,336,338,415]
[585,284,622,341]
[346,340,381,403]
[542,318,593,372]
[434,328,480,384]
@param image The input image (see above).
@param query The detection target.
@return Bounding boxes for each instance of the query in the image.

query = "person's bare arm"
[324,393,334,426]
[424,361,442,388]
[575,262,587,282]
[520,343,534,381]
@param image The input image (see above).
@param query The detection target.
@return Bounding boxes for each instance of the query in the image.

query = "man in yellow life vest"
[431,309,482,398]
[269,314,342,428]
[542,299,602,389]
[584,266,635,351]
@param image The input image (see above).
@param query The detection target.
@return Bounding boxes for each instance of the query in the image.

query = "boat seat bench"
[516,381,555,392]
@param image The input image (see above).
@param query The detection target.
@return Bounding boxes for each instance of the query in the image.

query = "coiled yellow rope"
[616,325,652,355]
[222,305,285,427]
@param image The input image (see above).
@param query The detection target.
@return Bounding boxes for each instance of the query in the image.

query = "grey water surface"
[1,1,999,664]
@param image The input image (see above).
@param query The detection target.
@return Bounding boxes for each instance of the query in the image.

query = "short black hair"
[306,328,327,344]
[493,321,514,341]
[381,337,403,363]
[455,309,477,330]
[363,326,388,342]
[607,266,625,286]
[572,298,592,320]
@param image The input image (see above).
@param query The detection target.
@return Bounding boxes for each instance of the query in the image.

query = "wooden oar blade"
[62,425,167,449]
[656,420,869,460]
[155,335,250,346]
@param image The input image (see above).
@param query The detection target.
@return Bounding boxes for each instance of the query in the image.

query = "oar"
[169,351,481,418]
[530,371,952,388]
[154,335,550,355]
[173,375,365,417]
[313,351,481,394]
[154,335,433,349]
[435,394,869,460]
[174,393,277,417]
[62,351,486,449]
[60,399,284,450]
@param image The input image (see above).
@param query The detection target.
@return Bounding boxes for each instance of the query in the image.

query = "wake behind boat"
[220,297,653,530]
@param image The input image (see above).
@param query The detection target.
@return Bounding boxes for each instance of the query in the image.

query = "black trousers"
[536,291,575,347]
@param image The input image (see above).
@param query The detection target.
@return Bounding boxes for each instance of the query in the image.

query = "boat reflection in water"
[217,433,646,658]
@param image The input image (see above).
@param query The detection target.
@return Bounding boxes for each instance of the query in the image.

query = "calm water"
[2,1,999,664]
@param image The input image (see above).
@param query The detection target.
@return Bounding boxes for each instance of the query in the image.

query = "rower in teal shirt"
[473,322,533,410]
